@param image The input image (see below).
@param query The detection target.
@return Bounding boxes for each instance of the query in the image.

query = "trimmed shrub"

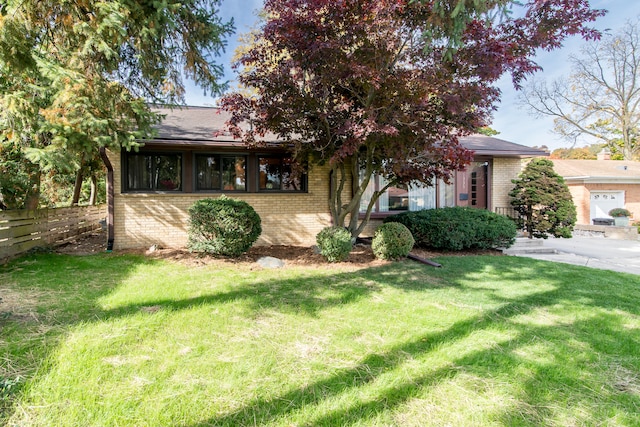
[372,222,415,260]
[316,226,352,262]
[187,195,262,257]
[384,207,516,251]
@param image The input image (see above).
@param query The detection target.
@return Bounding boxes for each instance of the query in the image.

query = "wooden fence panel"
[0,205,105,262]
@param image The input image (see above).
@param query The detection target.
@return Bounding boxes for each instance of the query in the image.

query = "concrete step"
[511,237,544,246]
[502,247,558,255]
[501,237,557,255]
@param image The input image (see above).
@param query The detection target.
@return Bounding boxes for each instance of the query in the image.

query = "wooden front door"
[469,162,488,209]
[455,161,489,209]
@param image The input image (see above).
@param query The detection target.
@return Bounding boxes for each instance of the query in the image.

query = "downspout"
[99,147,115,251]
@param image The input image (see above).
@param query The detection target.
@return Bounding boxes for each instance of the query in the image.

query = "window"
[360,172,455,214]
[123,150,307,194]
[258,156,305,191]
[195,155,246,191]
[126,153,182,191]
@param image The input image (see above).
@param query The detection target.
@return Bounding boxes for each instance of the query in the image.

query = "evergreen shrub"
[187,196,261,257]
[510,158,576,238]
[371,222,415,260]
[384,207,517,251]
[316,226,352,262]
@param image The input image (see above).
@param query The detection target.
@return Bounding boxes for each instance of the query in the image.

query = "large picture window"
[126,153,182,191]
[123,150,307,194]
[360,173,455,214]
[258,156,305,191]
[196,155,246,191]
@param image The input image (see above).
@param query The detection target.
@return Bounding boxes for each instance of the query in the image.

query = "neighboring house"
[551,153,640,225]
[102,106,547,250]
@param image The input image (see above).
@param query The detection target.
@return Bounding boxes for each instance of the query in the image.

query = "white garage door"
[590,191,625,221]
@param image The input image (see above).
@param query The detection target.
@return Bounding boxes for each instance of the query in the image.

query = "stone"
[257,256,285,268]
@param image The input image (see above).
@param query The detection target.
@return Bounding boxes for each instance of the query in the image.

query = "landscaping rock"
[257,256,285,268]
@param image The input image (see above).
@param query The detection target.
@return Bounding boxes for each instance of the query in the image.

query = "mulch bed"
[53,230,504,268]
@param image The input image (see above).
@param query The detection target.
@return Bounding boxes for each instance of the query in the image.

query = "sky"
[184,0,640,151]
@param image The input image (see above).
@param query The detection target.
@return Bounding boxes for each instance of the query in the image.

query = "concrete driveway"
[513,235,640,275]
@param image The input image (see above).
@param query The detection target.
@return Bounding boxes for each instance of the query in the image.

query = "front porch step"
[501,238,557,255]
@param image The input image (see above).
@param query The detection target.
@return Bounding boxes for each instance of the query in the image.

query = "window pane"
[127,154,153,190]
[281,158,301,190]
[359,171,376,213]
[259,157,282,190]
[439,179,456,207]
[196,155,221,190]
[409,184,436,211]
[222,157,246,190]
[387,183,409,211]
[156,155,182,191]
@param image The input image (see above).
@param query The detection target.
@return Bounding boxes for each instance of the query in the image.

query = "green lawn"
[1,252,639,426]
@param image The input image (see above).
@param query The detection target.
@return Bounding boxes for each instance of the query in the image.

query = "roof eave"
[564,176,640,184]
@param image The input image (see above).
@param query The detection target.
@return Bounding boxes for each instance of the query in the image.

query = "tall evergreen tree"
[0,0,234,208]
[510,158,577,239]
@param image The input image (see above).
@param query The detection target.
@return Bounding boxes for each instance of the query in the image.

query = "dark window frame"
[194,153,248,192]
[256,154,307,193]
[123,151,184,193]
[122,149,308,194]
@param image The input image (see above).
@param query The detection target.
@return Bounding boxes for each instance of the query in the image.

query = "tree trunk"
[24,170,41,210]
[89,175,97,205]
[71,168,84,206]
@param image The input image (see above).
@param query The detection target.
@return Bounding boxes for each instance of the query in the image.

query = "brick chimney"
[597,148,611,161]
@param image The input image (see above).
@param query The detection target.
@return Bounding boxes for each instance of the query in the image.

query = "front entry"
[457,162,489,209]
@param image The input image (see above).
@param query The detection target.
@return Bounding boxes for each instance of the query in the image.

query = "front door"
[469,162,488,209]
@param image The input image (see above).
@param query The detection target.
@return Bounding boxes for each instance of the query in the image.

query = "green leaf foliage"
[316,226,353,263]
[385,207,517,251]
[0,141,39,209]
[187,196,262,257]
[509,158,577,239]
[0,0,234,206]
[371,222,415,261]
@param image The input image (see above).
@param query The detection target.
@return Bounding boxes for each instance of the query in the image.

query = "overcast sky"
[184,0,639,150]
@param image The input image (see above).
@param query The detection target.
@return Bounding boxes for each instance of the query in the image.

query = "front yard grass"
[1,252,639,426]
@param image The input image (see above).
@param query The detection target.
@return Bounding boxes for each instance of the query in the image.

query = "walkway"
[511,235,640,275]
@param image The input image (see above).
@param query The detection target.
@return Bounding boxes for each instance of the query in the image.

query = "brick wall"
[583,183,640,224]
[491,158,522,212]
[566,184,590,225]
[108,150,333,249]
[109,150,530,249]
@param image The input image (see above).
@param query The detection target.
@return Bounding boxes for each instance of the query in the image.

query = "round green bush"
[384,207,517,251]
[316,226,352,262]
[372,222,415,260]
[187,195,262,257]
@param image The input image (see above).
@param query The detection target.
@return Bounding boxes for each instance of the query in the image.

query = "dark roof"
[148,106,548,157]
[459,134,548,158]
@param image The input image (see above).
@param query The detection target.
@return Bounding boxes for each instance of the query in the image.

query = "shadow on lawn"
[0,252,149,421]
[4,253,640,426]
[179,256,640,427]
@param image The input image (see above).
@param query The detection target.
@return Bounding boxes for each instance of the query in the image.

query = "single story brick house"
[551,154,640,225]
[100,106,547,250]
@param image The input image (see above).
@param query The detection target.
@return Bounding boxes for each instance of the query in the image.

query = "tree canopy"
[0,0,234,207]
[221,0,603,238]
[522,18,640,161]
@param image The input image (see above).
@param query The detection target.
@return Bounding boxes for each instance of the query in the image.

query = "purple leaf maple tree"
[221,0,604,238]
